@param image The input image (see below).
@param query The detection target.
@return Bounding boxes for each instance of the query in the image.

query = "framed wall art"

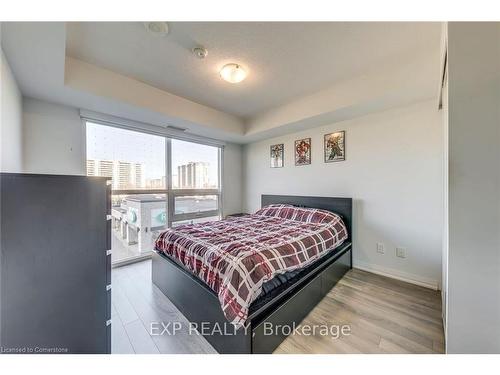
[295,138,311,166]
[324,131,345,162]
[270,144,284,168]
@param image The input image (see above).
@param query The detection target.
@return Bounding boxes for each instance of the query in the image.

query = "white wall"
[1,48,23,172]
[222,143,243,215]
[446,22,500,354]
[243,100,443,288]
[23,97,85,175]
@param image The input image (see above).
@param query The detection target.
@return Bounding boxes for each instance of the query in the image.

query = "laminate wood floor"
[111,260,444,354]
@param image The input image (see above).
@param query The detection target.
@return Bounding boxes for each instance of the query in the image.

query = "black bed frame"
[152,195,352,353]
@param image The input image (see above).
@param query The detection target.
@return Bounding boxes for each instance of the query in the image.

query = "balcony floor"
[111,230,142,264]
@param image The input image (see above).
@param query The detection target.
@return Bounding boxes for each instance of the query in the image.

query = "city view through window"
[86,122,166,190]
[86,122,221,264]
[171,139,218,189]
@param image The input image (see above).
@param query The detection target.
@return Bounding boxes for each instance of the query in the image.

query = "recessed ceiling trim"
[65,56,245,135]
[65,22,441,118]
[80,109,226,147]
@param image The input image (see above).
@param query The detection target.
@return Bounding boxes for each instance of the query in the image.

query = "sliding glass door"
[86,121,222,265]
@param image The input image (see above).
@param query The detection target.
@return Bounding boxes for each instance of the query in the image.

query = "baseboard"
[353,260,439,290]
[441,289,447,352]
[112,253,152,268]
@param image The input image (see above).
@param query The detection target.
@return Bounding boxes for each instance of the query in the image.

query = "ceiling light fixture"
[220,63,247,83]
[143,22,169,37]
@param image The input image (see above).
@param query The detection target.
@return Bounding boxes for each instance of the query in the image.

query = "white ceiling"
[66,22,441,118]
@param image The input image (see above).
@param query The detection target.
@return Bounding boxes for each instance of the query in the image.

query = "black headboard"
[261,194,352,241]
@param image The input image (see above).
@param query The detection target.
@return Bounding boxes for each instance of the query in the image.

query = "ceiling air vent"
[165,125,187,132]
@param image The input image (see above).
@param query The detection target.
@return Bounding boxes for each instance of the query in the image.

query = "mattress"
[154,204,348,328]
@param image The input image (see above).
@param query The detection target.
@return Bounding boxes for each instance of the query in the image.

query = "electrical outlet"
[396,247,406,258]
[376,243,385,254]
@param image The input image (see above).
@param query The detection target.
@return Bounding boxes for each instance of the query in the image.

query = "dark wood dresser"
[0,173,111,354]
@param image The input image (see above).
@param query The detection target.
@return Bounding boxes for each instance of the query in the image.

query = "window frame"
[84,119,224,230]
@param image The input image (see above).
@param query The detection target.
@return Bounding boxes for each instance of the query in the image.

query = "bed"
[152,195,353,353]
